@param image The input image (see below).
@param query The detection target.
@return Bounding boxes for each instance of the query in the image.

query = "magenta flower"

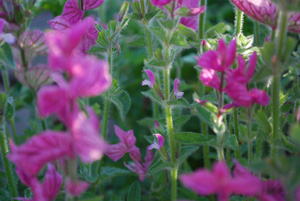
[142,69,155,88]
[66,178,89,196]
[150,0,172,6]
[46,17,96,70]
[198,39,237,73]
[180,161,261,201]
[125,148,154,181]
[15,163,62,201]
[154,120,160,129]
[8,131,73,176]
[0,18,15,44]
[174,78,184,98]
[233,161,286,201]
[148,134,164,150]
[106,126,137,162]
[200,68,221,91]
[61,0,104,25]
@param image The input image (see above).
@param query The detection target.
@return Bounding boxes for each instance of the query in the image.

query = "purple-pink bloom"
[142,69,155,88]
[150,0,172,6]
[174,78,184,98]
[124,148,154,181]
[180,161,261,201]
[70,108,107,163]
[148,134,164,150]
[198,39,237,72]
[15,163,62,201]
[106,126,136,162]
[8,131,73,176]
[200,68,221,91]
[66,178,89,196]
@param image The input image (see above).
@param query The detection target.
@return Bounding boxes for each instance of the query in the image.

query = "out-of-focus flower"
[66,178,89,197]
[15,163,62,201]
[150,0,172,6]
[174,78,184,98]
[0,18,15,44]
[148,134,164,150]
[180,161,262,201]
[142,69,155,88]
[199,68,221,91]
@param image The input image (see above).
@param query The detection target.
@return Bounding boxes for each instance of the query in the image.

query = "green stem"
[140,0,146,17]
[164,67,177,201]
[271,10,288,159]
[0,116,18,199]
[217,146,225,161]
[233,110,241,159]
[254,21,260,46]
[255,138,263,161]
[235,9,244,36]
[198,0,206,40]
[2,70,19,144]
[247,108,252,163]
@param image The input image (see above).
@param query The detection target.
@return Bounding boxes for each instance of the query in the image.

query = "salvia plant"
[1,0,300,200]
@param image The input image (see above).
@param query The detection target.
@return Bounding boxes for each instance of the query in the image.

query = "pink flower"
[142,69,155,88]
[61,0,104,25]
[148,134,164,150]
[233,160,285,201]
[46,17,95,71]
[106,126,137,162]
[230,0,277,30]
[15,163,62,201]
[70,109,107,163]
[124,148,154,181]
[198,39,237,72]
[8,132,73,176]
[249,88,270,106]
[154,120,160,129]
[66,178,89,196]
[227,52,257,85]
[180,161,261,201]
[150,0,172,6]
[200,68,221,91]
[174,78,184,98]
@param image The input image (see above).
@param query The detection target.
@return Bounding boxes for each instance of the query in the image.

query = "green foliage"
[127,182,141,201]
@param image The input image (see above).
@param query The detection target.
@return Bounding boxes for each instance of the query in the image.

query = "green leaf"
[195,105,212,127]
[225,135,239,151]
[166,98,190,108]
[205,22,227,38]
[254,109,272,134]
[127,181,141,201]
[170,32,189,47]
[178,146,199,165]
[110,90,131,121]
[261,42,275,66]
[282,37,297,63]
[4,97,14,120]
[100,167,133,180]
[174,132,215,145]
[150,26,167,42]
[0,43,16,69]
[145,58,167,68]
[128,36,147,47]
[173,115,192,127]
[141,90,163,105]
[145,9,161,21]
[177,23,197,38]
[290,124,300,145]
[251,65,273,82]
[174,7,190,16]
[147,159,175,174]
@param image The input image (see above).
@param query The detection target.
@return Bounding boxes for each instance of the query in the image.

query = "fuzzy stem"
[0,115,18,199]
[164,66,177,200]
[271,10,288,159]
[235,9,244,36]
[198,0,206,40]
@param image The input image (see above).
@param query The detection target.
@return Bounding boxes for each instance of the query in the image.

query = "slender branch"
[235,9,244,36]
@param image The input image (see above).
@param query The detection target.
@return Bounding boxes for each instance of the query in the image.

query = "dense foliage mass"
[1,0,300,200]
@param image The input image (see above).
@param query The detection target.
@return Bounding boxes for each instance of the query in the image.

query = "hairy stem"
[235,9,244,36]
[254,21,260,46]
[234,110,241,159]
[0,115,18,199]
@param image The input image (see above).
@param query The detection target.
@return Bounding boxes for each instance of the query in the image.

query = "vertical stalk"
[2,70,18,144]
[271,10,288,159]
[235,9,244,36]
[198,0,210,169]
[247,108,252,163]
[255,138,263,161]
[254,21,260,46]
[234,110,241,159]
[164,67,177,201]
[0,115,18,199]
